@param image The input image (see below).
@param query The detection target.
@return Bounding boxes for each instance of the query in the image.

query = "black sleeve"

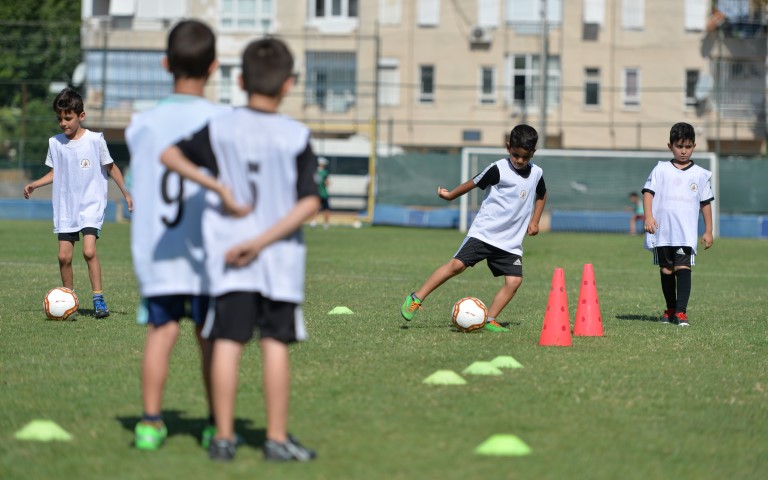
[536,176,547,199]
[641,188,654,196]
[296,141,319,199]
[176,125,219,177]
[475,164,500,190]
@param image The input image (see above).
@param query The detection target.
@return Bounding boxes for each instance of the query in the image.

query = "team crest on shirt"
[519,190,527,200]
[689,182,698,192]
[80,158,91,169]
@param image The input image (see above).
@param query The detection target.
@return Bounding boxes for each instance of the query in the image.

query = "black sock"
[675,269,692,314]
[142,413,162,423]
[208,414,215,426]
[660,271,676,310]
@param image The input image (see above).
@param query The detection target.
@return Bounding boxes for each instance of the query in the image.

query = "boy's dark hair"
[669,122,695,144]
[167,20,216,79]
[508,124,538,152]
[629,192,639,198]
[53,88,84,115]
[241,37,294,97]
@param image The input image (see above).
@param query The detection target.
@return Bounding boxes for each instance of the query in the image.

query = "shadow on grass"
[117,411,266,448]
[399,320,520,331]
[615,314,660,322]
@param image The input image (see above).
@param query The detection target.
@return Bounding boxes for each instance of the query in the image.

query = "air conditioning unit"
[469,25,492,45]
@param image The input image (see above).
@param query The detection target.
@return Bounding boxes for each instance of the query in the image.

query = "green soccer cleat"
[484,319,510,332]
[134,421,168,450]
[400,293,422,321]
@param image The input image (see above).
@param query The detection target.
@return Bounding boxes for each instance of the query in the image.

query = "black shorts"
[319,197,330,211]
[653,246,693,267]
[202,292,306,344]
[454,237,523,277]
[58,227,100,242]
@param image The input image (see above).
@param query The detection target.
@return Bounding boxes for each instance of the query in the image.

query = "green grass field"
[1,220,766,480]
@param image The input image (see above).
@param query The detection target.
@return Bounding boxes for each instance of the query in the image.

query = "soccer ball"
[44,287,79,321]
[451,297,488,332]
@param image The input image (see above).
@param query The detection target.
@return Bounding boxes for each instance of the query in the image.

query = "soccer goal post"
[459,147,719,238]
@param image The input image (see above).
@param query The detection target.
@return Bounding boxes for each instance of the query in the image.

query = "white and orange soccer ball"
[44,287,79,321]
[451,297,488,332]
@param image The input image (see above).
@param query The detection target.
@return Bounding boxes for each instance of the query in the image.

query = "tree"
[0,1,81,168]
[0,0,81,106]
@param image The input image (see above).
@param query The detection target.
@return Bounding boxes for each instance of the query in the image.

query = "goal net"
[459,148,719,236]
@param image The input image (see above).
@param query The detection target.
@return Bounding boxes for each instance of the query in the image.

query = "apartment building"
[80,0,766,154]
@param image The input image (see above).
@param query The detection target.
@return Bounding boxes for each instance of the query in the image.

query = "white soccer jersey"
[467,159,544,256]
[126,95,229,297]
[45,130,113,233]
[176,108,318,302]
[643,160,714,254]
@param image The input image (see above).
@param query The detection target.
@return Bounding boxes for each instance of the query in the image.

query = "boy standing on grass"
[401,124,547,332]
[161,37,320,462]
[642,122,713,327]
[126,20,229,451]
[24,87,133,318]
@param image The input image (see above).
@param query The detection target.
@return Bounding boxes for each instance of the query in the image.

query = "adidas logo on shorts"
[676,248,685,255]
[513,259,522,266]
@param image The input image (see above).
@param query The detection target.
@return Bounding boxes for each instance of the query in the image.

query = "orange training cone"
[539,267,572,346]
[574,264,604,337]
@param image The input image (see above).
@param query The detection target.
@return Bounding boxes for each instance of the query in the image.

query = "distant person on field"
[161,36,320,462]
[627,191,644,235]
[126,19,229,451]
[642,122,713,327]
[400,124,547,332]
[23,87,133,318]
[310,156,331,229]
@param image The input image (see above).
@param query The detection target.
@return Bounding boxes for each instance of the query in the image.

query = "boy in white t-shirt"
[126,20,229,452]
[642,122,714,327]
[400,124,547,332]
[24,87,133,318]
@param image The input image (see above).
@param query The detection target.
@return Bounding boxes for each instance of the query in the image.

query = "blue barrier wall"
[0,199,119,223]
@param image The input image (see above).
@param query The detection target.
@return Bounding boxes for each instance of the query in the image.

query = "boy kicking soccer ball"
[401,124,547,332]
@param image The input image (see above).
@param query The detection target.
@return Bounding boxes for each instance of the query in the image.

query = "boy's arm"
[700,202,713,249]
[642,191,657,233]
[438,179,476,201]
[105,163,134,212]
[527,193,547,236]
[160,146,249,217]
[224,195,321,267]
[23,170,54,198]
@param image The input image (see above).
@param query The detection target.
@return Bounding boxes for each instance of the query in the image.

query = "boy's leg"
[487,275,523,319]
[261,337,290,443]
[673,266,692,325]
[195,325,214,421]
[485,275,523,332]
[659,267,676,322]
[210,338,243,442]
[141,322,181,419]
[82,234,102,292]
[402,258,466,321]
[57,239,75,290]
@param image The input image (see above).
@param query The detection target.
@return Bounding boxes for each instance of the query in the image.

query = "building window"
[583,0,605,26]
[379,0,402,25]
[221,0,275,31]
[419,65,435,104]
[478,0,499,28]
[417,0,440,26]
[378,58,400,106]
[85,50,172,107]
[479,66,496,105]
[685,69,699,108]
[584,67,600,107]
[622,68,641,108]
[310,0,358,19]
[684,0,707,31]
[505,54,560,109]
[305,51,357,112]
[621,0,644,30]
[506,0,562,26]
